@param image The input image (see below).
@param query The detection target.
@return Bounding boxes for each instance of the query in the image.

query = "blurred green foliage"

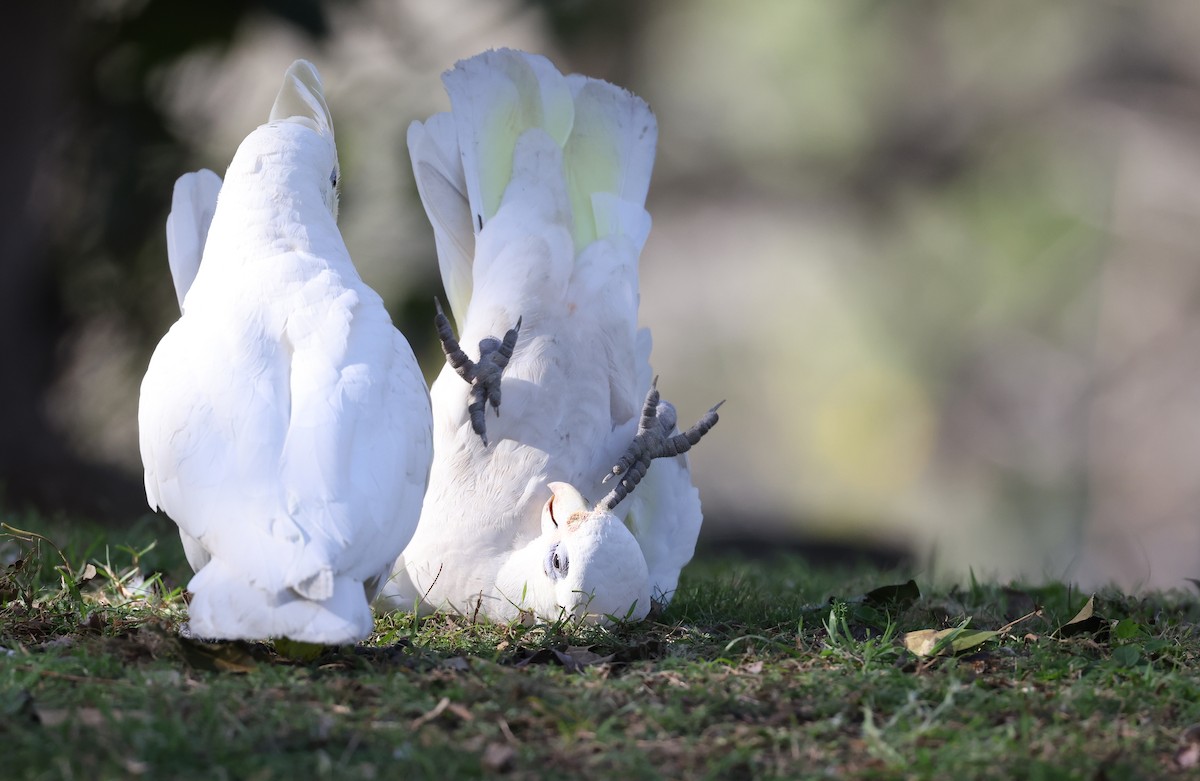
[5,0,1199,589]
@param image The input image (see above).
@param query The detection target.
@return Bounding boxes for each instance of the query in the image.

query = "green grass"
[2,514,1198,780]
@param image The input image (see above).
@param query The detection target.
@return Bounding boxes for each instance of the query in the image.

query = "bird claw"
[597,378,723,511]
[434,297,522,446]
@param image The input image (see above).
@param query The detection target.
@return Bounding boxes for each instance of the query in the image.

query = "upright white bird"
[139,60,432,644]
[380,49,720,623]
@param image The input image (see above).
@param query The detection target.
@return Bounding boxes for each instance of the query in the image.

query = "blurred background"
[3,0,1199,591]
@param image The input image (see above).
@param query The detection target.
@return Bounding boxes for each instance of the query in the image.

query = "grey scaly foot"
[598,378,723,511]
[434,298,522,446]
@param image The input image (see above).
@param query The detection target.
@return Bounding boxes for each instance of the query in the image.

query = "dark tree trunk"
[0,3,144,520]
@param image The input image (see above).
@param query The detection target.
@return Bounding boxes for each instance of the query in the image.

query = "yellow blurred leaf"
[902,627,1000,657]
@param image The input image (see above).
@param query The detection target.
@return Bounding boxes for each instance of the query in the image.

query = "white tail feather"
[409,49,656,321]
[443,50,575,228]
[563,76,657,250]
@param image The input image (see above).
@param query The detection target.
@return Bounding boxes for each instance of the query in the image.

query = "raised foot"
[598,378,724,511]
[434,297,522,446]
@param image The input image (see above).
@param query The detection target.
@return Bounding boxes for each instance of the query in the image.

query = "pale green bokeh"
[46,0,1200,590]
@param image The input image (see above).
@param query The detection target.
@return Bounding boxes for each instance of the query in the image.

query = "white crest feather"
[269,59,334,138]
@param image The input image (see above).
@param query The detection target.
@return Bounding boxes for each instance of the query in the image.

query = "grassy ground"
[1,514,1198,781]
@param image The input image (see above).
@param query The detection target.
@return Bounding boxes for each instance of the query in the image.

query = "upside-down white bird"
[379,49,720,623]
[139,60,432,644]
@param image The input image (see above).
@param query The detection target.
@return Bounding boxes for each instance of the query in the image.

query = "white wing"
[407,114,474,329]
[165,169,222,311]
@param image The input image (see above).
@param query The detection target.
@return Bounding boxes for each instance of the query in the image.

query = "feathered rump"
[187,560,373,643]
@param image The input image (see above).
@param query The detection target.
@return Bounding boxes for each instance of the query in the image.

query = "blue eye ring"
[544,542,568,581]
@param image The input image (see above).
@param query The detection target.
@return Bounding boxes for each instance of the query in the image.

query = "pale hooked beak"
[541,481,590,534]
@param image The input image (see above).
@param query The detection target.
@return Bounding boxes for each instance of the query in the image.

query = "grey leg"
[434,298,521,446]
[598,378,723,511]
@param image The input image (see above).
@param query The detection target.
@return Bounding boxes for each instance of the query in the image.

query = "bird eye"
[544,542,568,581]
[330,166,339,188]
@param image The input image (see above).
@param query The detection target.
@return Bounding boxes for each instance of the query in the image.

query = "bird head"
[224,60,341,220]
[523,481,651,623]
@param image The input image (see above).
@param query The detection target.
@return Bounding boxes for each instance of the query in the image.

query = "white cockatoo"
[379,49,720,624]
[139,60,432,645]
